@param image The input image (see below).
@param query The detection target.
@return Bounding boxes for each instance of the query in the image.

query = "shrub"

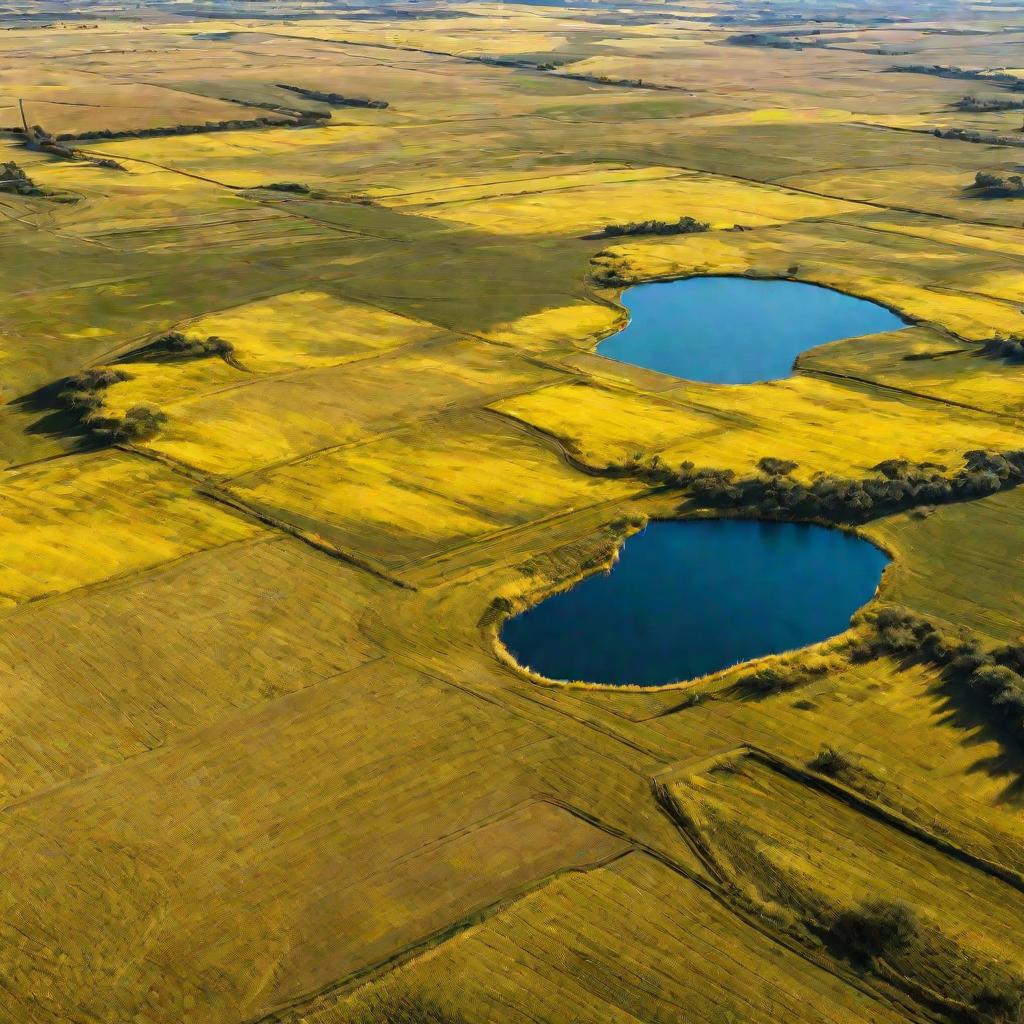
[828,899,917,964]
[61,368,129,395]
[808,745,856,778]
[848,640,878,663]
[737,665,799,696]
[757,456,797,476]
[879,623,921,652]
[277,83,389,109]
[921,631,960,665]
[994,685,1024,719]
[113,404,167,442]
[610,513,647,533]
[855,607,1024,735]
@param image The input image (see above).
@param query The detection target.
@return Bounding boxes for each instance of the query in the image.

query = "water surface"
[501,520,888,686]
[598,276,906,384]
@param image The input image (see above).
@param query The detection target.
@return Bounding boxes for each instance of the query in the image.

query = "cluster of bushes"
[260,181,311,194]
[152,331,235,359]
[476,55,541,69]
[58,368,167,443]
[807,744,859,782]
[207,96,314,119]
[589,264,630,288]
[112,404,167,441]
[735,598,1021,735]
[981,334,1024,360]
[934,127,1024,148]
[970,171,1024,196]
[623,451,1024,524]
[856,605,1024,732]
[736,657,829,697]
[0,161,44,196]
[59,367,169,441]
[585,216,710,240]
[827,898,917,966]
[278,83,389,109]
[955,94,1024,112]
[60,368,130,419]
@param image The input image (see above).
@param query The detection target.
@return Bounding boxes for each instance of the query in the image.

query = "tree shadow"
[918,657,1024,807]
[9,379,103,453]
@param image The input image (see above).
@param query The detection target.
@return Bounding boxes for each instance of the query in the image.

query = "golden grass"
[0,537,387,804]
[89,124,394,189]
[185,290,442,372]
[493,375,1024,479]
[665,751,1024,991]
[311,853,913,1024]
[129,338,558,477]
[867,487,1024,642]
[0,451,260,605]
[228,411,639,568]
[393,168,860,235]
[0,654,642,1024]
[479,301,624,352]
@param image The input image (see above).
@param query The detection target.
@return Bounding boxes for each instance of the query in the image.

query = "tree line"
[620,450,1024,524]
[584,215,710,240]
[277,83,389,109]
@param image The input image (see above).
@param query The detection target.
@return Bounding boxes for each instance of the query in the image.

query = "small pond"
[597,276,906,384]
[500,520,889,687]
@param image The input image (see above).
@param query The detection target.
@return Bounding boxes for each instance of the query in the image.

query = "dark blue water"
[597,277,906,384]
[501,520,888,686]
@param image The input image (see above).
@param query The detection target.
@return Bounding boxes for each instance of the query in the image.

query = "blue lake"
[597,276,906,384]
[500,520,889,687]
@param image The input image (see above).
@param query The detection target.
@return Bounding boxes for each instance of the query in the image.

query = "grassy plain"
[0,3,1024,1024]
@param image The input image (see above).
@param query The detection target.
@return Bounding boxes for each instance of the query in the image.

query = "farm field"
[1,2,1024,1024]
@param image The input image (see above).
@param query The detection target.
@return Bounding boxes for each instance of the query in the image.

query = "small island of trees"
[969,170,1024,196]
[584,215,710,240]
[0,161,45,196]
